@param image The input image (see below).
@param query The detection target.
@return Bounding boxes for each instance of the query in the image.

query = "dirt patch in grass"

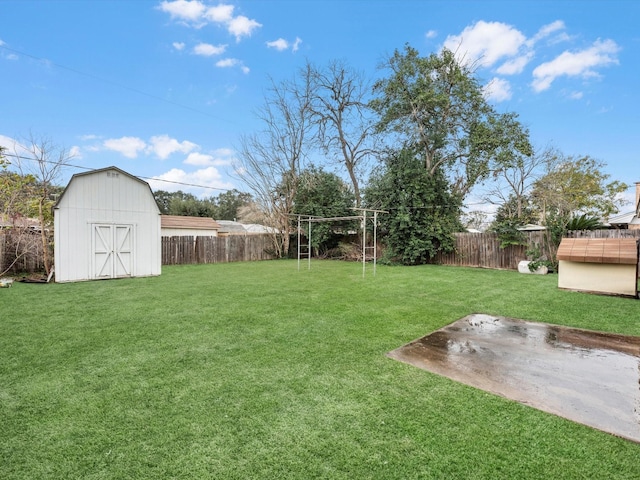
[388,314,640,443]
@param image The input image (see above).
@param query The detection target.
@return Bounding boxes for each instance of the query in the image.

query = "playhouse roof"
[556,238,639,265]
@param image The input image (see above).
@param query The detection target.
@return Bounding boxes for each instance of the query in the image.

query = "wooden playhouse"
[556,238,639,298]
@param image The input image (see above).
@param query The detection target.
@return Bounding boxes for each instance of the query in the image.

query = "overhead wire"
[0,44,230,122]
[1,152,232,192]
[0,44,237,192]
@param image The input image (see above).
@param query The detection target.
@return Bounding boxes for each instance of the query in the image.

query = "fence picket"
[433,230,640,270]
[161,235,277,266]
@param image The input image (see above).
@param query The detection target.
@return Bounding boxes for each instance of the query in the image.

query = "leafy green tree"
[461,210,488,231]
[522,154,626,271]
[365,148,463,265]
[565,214,604,231]
[532,154,627,222]
[370,45,532,198]
[293,166,356,255]
[490,218,528,249]
[153,190,173,214]
[491,193,538,226]
[153,190,217,217]
[215,189,253,220]
[484,145,551,222]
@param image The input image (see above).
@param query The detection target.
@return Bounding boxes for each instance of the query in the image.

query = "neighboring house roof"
[517,224,546,231]
[607,211,637,226]
[216,220,278,235]
[161,215,221,230]
[243,223,279,234]
[215,220,247,234]
[0,214,40,230]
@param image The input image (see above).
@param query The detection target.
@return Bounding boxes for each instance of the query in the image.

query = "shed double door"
[92,224,133,279]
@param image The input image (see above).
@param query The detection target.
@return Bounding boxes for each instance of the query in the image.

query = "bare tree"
[11,133,74,275]
[236,75,314,257]
[305,60,377,206]
[482,146,552,221]
[236,201,268,225]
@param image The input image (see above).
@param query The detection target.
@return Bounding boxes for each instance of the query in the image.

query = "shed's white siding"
[54,167,161,282]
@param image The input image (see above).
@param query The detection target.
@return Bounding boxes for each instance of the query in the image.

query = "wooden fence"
[161,235,276,265]
[433,230,640,271]
[4,229,639,274]
[433,231,540,270]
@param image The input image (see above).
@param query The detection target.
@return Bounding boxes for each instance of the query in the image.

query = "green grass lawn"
[2,260,639,479]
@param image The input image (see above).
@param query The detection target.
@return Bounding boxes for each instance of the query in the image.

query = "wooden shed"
[556,238,639,298]
[53,166,161,282]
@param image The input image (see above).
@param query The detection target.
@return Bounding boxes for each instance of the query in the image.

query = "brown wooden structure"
[556,238,639,298]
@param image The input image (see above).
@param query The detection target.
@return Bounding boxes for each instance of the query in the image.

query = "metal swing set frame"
[295,208,387,277]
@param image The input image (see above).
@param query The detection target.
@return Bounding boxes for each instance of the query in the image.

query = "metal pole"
[373,211,378,276]
[308,216,312,270]
[297,215,301,271]
[362,210,367,278]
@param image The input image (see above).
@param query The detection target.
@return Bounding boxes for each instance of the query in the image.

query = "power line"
[2,152,233,192]
[0,44,230,122]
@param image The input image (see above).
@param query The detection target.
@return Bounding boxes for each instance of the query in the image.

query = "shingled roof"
[556,238,639,265]
[160,215,221,230]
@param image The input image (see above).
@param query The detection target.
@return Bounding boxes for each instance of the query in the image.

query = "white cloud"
[159,1,261,41]
[529,20,566,45]
[147,134,198,160]
[216,58,249,73]
[79,134,100,141]
[267,38,288,51]
[426,30,437,39]
[103,136,147,158]
[184,152,215,166]
[69,145,82,159]
[193,42,226,56]
[531,38,620,92]
[569,91,584,100]
[496,52,533,75]
[172,42,186,51]
[149,167,235,196]
[184,148,235,166]
[444,21,526,67]
[213,147,234,156]
[216,58,238,68]
[266,37,302,52]
[227,15,261,41]
[203,3,234,23]
[0,135,28,160]
[158,0,206,26]
[0,39,19,60]
[483,77,512,102]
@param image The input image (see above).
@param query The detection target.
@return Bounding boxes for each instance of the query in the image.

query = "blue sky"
[1,0,638,211]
